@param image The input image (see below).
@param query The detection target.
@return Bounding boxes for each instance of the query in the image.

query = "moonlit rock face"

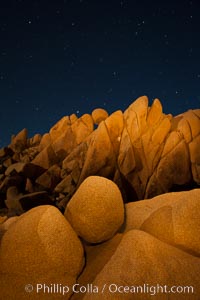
[91,108,109,125]
[65,176,125,243]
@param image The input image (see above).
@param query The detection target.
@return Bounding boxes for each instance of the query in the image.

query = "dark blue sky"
[0,0,200,147]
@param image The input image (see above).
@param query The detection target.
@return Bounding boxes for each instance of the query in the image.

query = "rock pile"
[0,96,199,216]
[0,178,199,299]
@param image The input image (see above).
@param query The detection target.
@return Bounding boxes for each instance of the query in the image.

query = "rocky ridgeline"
[0,96,199,216]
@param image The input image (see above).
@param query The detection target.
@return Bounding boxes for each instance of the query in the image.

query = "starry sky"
[0,0,200,147]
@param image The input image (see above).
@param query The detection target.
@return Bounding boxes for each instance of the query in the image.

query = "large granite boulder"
[0,205,84,299]
[65,176,125,243]
[83,230,200,300]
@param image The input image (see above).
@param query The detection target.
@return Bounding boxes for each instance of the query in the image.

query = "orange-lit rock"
[9,128,28,153]
[0,205,84,299]
[91,108,108,124]
[65,176,124,243]
[38,132,52,151]
[32,145,58,169]
[83,230,200,300]
[0,96,199,212]
[140,189,200,256]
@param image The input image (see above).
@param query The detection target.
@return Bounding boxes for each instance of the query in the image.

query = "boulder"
[124,189,200,232]
[38,133,52,151]
[78,122,116,184]
[71,114,94,144]
[70,113,78,123]
[5,187,54,213]
[0,205,84,299]
[140,189,200,256]
[35,164,61,191]
[147,98,163,126]
[29,133,42,147]
[104,110,124,155]
[83,230,200,300]
[5,186,24,214]
[18,191,54,211]
[0,174,24,194]
[49,116,70,141]
[54,174,75,195]
[5,162,45,179]
[32,145,58,169]
[51,127,76,160]
[65,176,124,243]
[91,108,108,125]
[9,128,28,153]
[51,114,93,161]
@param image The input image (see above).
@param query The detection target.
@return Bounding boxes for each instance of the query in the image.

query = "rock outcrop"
[0,95,199,216]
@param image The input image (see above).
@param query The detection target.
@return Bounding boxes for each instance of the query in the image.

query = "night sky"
[0,0,200,147]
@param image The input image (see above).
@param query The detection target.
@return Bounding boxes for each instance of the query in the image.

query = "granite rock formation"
[0,183,199,299]
[0,96,200,298]
[0,96,199,216]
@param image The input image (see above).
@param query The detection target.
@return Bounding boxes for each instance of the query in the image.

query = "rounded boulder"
[91,108,108,125]
[0,205,84,278]
[65,176,124,243]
